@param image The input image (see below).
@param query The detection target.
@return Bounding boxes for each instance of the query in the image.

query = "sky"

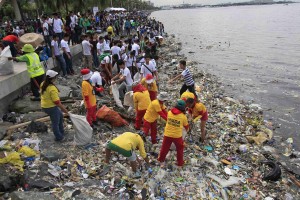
[150,0,299,6]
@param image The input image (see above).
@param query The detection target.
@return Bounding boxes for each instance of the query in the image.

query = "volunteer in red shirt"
[2,33,19,57]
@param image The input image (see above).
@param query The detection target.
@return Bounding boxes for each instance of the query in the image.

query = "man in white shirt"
[91,70,105,96]
[140,54,158,81]
[132,39,140,56]
[52,13,64,45]
[51,34,67,76]
[110,41,121,59]
[42,15,51,47]
[61,33,74,75]
[97,36,106,56]
[82,34,93,69]
[111,60,133,99]
[124,51,137,78]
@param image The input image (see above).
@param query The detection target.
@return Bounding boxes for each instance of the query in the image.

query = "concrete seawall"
[0,44,82,117]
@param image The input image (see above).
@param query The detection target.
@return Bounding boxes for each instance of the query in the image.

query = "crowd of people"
[4,9,208,178]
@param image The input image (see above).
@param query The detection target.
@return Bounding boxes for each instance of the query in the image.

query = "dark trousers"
[55,55,67,76]
[92,51,99,68]
[2,40,17,57]
[43,106,64,141]
[43,35,51,47]
[30,74,45,97]
[180,84,195,96]
[63,52,74,75]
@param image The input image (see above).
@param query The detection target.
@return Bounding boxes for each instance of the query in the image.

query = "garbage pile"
[0,35,300,200]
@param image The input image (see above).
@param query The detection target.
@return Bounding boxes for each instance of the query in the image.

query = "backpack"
[99,53,111,62]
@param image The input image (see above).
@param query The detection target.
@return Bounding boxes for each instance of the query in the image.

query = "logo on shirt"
[168,118,180,127]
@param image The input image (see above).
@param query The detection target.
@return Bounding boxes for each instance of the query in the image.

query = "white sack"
[0,46,14,75]
[69,113,93,145]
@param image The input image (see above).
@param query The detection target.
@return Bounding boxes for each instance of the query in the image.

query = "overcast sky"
[150,0,299,6]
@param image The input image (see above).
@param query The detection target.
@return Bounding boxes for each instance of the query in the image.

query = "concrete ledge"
[0,44,82,116]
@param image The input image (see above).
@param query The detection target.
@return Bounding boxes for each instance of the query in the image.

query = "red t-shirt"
[2,35,19,43]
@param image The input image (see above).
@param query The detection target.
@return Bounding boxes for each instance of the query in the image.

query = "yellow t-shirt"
[140,78,158,92]
[164,110,188,138]
[133,90,151,111]
[144,99,166,123]
[181,91,195,100]
[111,132,147,158]
[82,81,96,108]
[40,83,60,108]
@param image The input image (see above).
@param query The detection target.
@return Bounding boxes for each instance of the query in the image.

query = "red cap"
[146,74,154,80]
[81,69,90,75]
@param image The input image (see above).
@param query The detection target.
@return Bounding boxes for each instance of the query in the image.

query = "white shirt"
[52,18,63,33]
[91,71,102,86]
[151,59,157,68]
[51,40,60,56]
[132,43,140,56]
[61,39,70,53]
[137,57,145,69]
[43,22,49,36]
[97,42,105,55]
[82,40,92,55]
[140,62,156,78]
[124,55,136,68]
[121,67,133,86]
[111,46,121,59]
[70,15,78,27]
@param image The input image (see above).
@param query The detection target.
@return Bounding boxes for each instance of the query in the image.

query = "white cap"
[83,72,93,81]
[46,70,58,78]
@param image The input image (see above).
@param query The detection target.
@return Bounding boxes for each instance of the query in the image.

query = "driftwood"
[6,114,68,136]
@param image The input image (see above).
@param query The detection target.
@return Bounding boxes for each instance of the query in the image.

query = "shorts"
[107,142,136,161]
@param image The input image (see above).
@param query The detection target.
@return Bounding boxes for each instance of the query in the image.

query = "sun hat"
[175,99,186,112]
[21,44,35,53]
[157,92,169,101]
[46,70,58,78]
[145,74,154,84]
[81,69,92,80]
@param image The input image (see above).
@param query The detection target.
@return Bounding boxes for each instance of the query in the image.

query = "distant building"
[145,1,154,7]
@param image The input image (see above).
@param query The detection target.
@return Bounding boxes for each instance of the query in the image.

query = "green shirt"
[16,54,30,65]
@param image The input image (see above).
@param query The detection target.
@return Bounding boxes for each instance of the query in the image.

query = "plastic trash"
[261,160,281,181]
[69,113,93,146]
[96,105,128,127]
[18,146,37,157]
[0,152,24,171]
[206,174,243,187]
[0,46,14,75]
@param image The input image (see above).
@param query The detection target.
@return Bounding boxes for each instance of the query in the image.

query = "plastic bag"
[124,91,134,107]
[206,174,243,188]
[0,152,24,171]
[110,83,124,108]
[96,105,128,127]
[170,128,186,150]
[69,113,93,146]
[0,46,14,75]
[133,72,140,82]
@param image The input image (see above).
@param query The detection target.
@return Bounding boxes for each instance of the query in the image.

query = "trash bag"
[0,46,14,76]
[110,84,124,108]
[124,91,134,107]
[0,152,24,171]
[96,105,128,127]
[69,113,93,146]
[25,121,48,133]
[133,72,140,82]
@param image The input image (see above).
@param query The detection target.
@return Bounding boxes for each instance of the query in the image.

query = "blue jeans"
[63,52,74,74]
[92,51,99,68]
[55,55,67,76]
[43,106,64,141]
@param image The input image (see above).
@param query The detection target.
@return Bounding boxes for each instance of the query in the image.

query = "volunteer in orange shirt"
[143,92,168,144]
[140,74,158,101]
[186,98,208,143]
[81,69,98,127]
[158,100,189,167]
[2,33,19,57]
[133,82,151,130]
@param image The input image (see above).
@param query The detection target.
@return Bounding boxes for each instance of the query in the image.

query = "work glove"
[96,87,104,92]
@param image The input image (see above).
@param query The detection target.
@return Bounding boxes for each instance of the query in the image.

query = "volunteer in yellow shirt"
[181,91,195,101]
[186,98,208,143]
[143,92,168,144]
[133,82,151,130]
[81,69,97,127]
[158,100,189,167]
[41,70,68,141]
[141,74,158,101]
[106,24,115,36]
[105,132,149,177]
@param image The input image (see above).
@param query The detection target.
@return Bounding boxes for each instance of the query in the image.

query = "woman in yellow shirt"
[41,70,68,141]
[140,74,158,101]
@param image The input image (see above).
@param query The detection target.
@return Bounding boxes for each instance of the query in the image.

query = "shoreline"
[1,32,300,199]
